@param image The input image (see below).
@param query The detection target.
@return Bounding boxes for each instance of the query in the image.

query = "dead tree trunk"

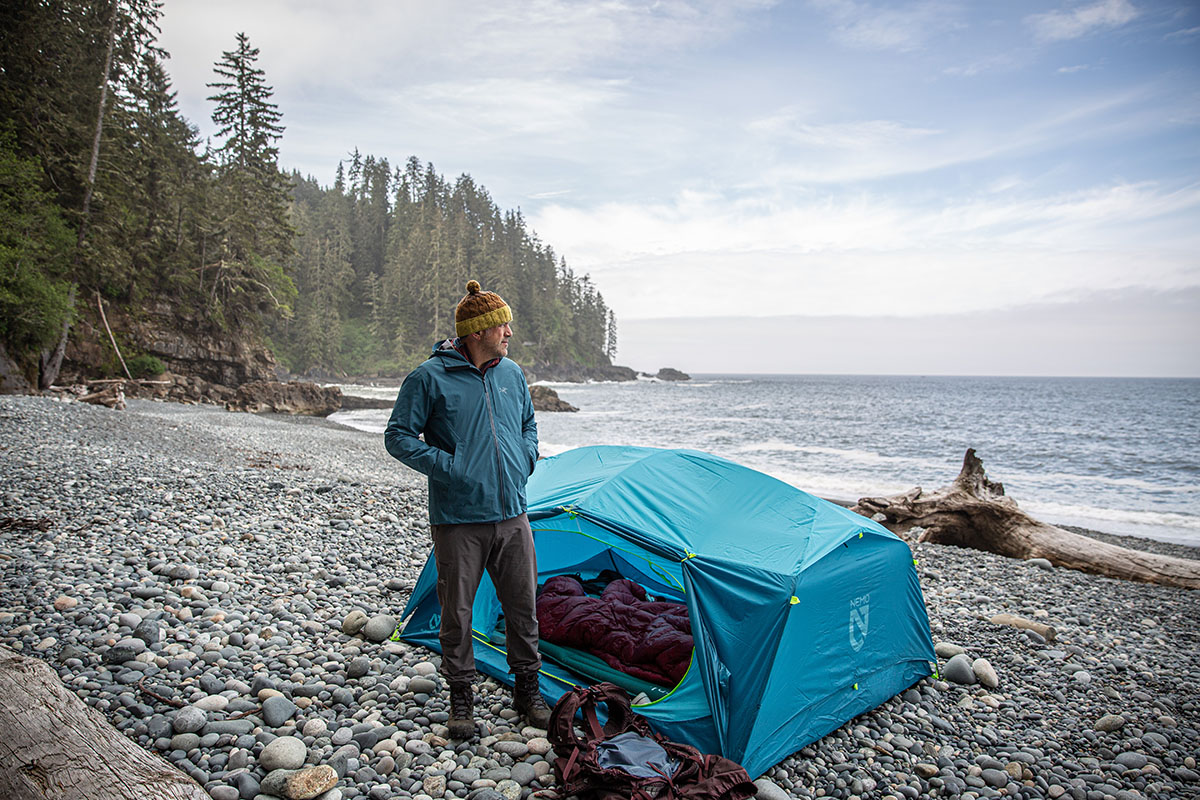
[852,449,1200,590]
[0,647,209,800]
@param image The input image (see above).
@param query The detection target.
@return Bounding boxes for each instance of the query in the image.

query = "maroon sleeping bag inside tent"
[536,575,693,686]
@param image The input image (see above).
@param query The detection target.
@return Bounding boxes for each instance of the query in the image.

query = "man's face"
[474,321,512,362]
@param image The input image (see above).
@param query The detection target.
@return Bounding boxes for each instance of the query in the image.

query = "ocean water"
[330,375,1200,547]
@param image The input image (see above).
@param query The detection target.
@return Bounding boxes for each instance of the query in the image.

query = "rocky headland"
[0,395,1197,800]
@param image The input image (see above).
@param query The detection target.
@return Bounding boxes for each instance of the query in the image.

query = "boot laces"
[450,684,473,718]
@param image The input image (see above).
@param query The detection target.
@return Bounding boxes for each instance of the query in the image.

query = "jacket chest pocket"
[493,391,525,432]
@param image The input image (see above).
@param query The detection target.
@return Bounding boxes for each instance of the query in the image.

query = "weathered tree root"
[852,449,1200,590]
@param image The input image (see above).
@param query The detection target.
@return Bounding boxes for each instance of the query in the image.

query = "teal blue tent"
[399,446,935,777]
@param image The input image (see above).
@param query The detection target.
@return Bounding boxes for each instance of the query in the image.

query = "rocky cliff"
[523,362,638,383]
[61,300,277,387]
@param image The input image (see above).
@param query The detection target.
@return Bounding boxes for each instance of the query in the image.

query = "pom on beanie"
[455,279,512,337]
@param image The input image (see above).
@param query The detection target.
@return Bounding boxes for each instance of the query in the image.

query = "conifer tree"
[204,32,295,325]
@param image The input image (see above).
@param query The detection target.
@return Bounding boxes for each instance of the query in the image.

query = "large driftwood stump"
[0,646,209,800]
[852,449,1200,590]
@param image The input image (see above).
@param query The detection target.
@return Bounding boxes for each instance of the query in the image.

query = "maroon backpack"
[547,683,758,800]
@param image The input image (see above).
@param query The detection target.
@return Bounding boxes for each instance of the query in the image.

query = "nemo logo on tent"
[849,594,870,652]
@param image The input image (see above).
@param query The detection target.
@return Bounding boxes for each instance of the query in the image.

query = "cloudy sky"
[158,0,1200,376]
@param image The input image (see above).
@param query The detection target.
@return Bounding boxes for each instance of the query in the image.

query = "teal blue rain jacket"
[384,339,539,525]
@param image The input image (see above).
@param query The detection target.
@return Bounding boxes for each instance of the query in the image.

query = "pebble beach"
[1,394,1198,800]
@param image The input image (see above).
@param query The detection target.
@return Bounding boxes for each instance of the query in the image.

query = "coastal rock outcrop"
[655,367,690,381]
[523,363,638,383]
[226,381,342,416]
[338,394,395,410]
[529,385,578,412]
[0,343,34,394]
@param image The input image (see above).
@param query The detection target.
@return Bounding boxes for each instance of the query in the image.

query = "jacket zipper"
[480,369,506,514]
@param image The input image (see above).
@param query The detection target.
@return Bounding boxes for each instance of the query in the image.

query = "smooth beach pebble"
[942,653,977,685]
[342,609,369,635]
[362,614,397,642]
[971,657,999,689]
[259,735,307,771]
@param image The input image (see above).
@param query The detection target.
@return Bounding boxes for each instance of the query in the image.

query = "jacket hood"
[431,337,461,356]
[430,338,470,367]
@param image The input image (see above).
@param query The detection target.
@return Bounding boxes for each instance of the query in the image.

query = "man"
[384,279,551,739]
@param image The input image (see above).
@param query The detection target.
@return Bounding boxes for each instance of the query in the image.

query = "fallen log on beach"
[853,449,1200,590]
[0,646,209,799]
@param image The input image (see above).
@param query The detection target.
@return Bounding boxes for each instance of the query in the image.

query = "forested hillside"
[0,0,614,390]
[281,155,616,377]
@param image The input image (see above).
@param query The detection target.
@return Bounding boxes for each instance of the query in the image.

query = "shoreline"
[334,376,1200,550]
[1,395,1198,800]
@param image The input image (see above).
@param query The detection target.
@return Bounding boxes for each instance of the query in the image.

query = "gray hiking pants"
[432,513,541,684]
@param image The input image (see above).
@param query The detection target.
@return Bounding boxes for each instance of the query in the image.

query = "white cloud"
[1026,0,1140,43]
[1166,25,1200,40]
[392,77,631,138]
[530,181,1200,320]
[159,0,774,183]
[809,0,964,53]
[741,86,1165,186]
[746,114,942,148]
[942,52,1024,78]
[162,0,776,92]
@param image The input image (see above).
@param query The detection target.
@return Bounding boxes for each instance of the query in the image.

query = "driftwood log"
[78,384,126,409]
[852,449,1200,590]
[0,646,208,800]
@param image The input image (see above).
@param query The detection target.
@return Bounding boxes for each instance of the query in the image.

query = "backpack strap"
[548,685,592,751]
[592,682,639,736]
[549,682,642,751]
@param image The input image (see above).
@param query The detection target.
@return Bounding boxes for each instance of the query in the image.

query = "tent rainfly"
[399,445,937,777]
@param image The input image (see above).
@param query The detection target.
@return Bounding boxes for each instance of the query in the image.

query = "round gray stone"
[408,677,437,695]
[934,642,965,658]
[509,762,537,786]
[342,609,369,635]
[981,768,1010,788]
[754,778,791,800]
[172,705,207,734]
[362,614,397,642]
[943,653,977,685]
[262,694,298,728]
[259,735,308,771]
[972,657,999,689]
[170,732,201,752]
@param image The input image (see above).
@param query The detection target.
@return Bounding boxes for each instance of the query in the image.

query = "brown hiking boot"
[513,671,552,729]
[448,682,475,739]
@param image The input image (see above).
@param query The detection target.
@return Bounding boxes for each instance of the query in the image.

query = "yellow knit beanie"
[455,280,512,337]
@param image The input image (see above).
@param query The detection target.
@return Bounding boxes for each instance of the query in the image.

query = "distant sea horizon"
[329,373,1200,547]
